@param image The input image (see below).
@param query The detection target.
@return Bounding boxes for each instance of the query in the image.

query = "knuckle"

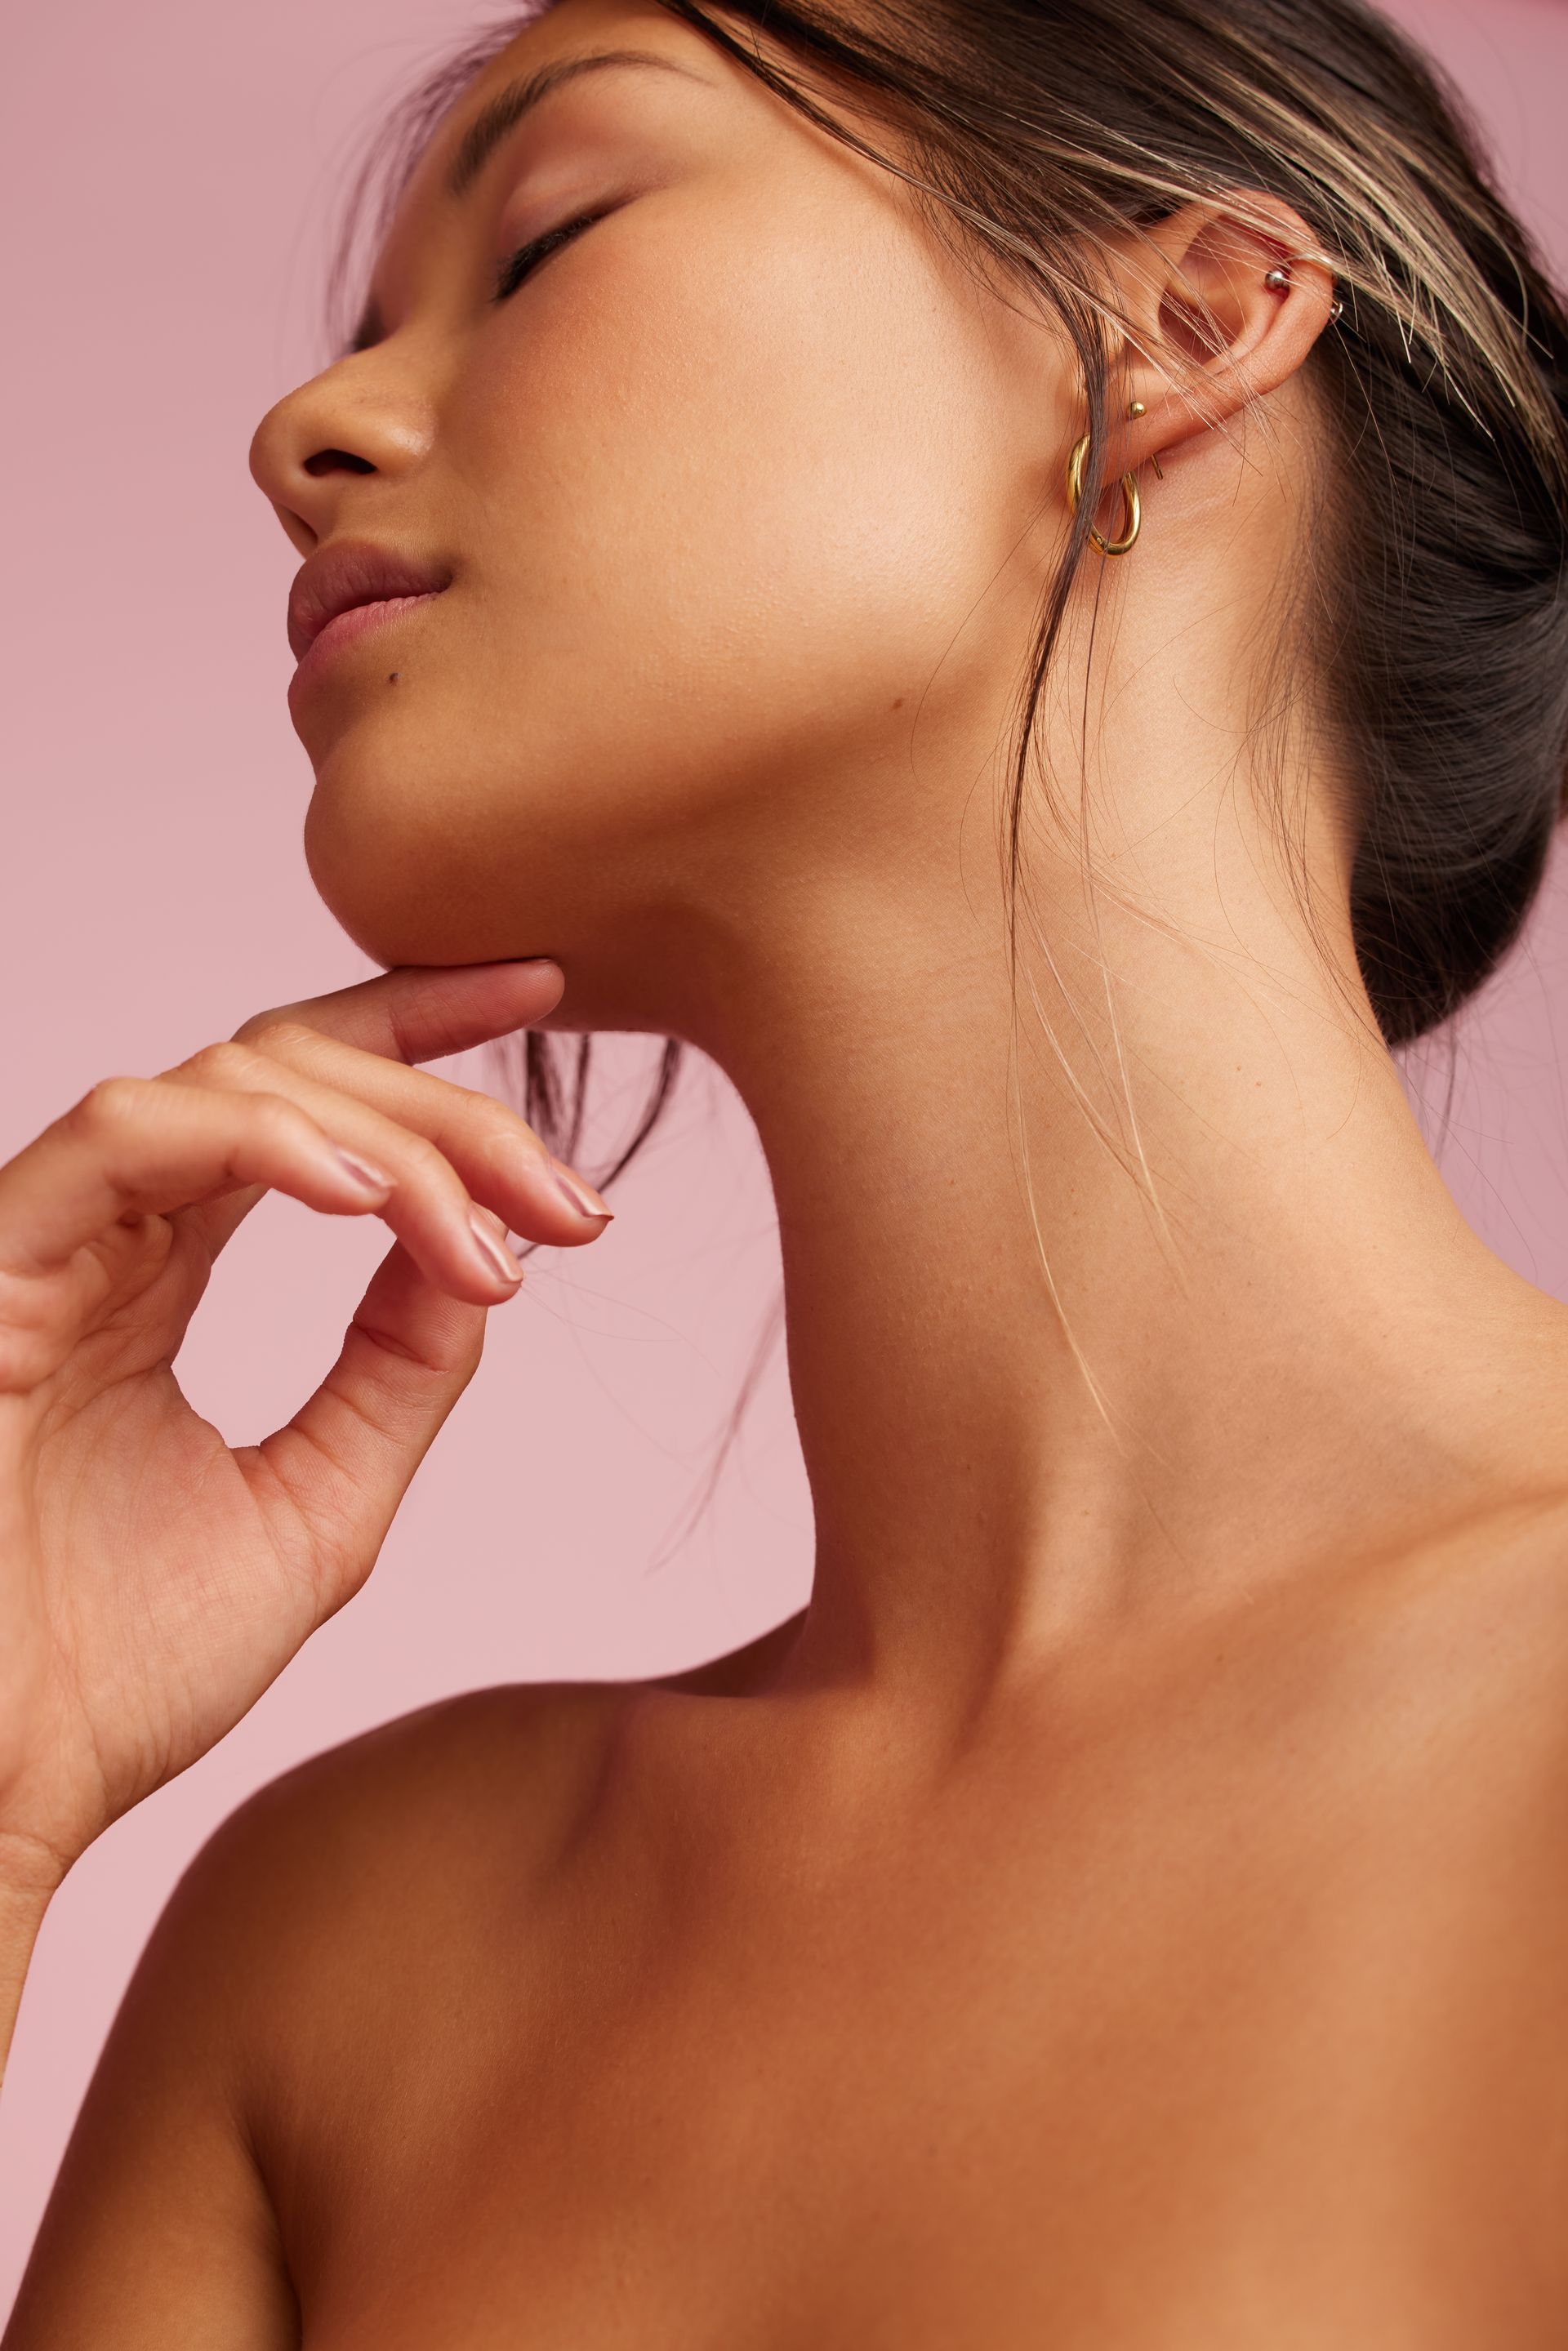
[240,1016,320,1065]
[184,1039,261,1087]
[397,1129,457,1191]
[230,1000,293,1047]
[475,1101,546,1169]
[243,1089,310,1145]
[65,1075,151,1139]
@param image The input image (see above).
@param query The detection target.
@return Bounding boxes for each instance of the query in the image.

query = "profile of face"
[248,0,1074,1028]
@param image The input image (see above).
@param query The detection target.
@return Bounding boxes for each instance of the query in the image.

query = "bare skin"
[3,0,1568,2341]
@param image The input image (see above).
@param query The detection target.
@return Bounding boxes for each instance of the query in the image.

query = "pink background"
[2,0,1566,2308]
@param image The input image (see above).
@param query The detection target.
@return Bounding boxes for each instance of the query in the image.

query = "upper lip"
[287,540,452,661]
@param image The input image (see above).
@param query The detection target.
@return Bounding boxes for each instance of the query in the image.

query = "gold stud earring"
[1126,399,1165,479]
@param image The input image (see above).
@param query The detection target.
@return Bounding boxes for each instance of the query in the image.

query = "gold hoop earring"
[1065,430,1141,556]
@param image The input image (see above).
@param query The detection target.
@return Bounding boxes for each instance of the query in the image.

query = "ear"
[1098,193,1338,474]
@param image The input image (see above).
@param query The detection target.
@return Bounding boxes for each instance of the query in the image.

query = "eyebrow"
[345,49,705,357]
[447,47,706,199]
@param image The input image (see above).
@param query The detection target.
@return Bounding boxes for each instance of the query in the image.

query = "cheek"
[301,196,1033,960]
[465,193,1010,769]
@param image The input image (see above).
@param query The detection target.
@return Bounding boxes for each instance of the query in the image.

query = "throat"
[688,892,1540,1716]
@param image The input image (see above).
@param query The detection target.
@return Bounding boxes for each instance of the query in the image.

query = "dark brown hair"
[325,0,1568,1183]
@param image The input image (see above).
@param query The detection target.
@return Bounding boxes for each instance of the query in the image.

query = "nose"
[248,361,437,557]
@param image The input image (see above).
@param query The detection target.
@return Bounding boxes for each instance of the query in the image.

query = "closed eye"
[491,209,606,302]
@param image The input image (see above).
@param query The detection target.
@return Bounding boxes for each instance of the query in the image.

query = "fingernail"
[469,1207,525,1286]
[547,1158,613,1222]
[336,1146,394,1196]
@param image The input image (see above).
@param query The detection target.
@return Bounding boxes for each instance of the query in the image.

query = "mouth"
[287,540,453,686]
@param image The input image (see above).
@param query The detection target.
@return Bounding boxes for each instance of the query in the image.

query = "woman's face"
[250,0,1065,1026]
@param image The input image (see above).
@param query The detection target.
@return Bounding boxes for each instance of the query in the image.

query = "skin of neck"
[572,388,1561,1725]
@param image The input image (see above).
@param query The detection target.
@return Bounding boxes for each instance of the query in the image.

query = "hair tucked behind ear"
[644,0,1568,1048]
[326,0,1568,1168]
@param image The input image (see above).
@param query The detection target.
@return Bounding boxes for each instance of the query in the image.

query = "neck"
[577,472,1560,1725]
[653,781,1551,1728]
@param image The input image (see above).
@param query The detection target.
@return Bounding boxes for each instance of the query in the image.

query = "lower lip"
[290,590,445,696]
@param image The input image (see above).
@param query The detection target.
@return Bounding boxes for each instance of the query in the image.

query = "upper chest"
[279,1629,1568,2349]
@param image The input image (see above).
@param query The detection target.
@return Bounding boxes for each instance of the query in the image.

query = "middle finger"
[235,1017,613,1240]
[159,1035,611,1276]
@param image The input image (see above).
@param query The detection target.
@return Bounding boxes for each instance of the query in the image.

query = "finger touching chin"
[237,960,567,1065]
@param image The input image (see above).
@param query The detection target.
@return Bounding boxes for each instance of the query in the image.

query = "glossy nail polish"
[548,1158,613,1222]
[469,1208,525,1285]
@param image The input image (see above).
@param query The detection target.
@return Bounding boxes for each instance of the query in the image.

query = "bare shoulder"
[1311,1467,1568,1832]
[216,1677,626,1879]
[2,1684,634,2345]
[179,1679,633,2043]
[89,1676,639,2138]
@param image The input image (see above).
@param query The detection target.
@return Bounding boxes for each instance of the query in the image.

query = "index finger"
[234,960,567,1067]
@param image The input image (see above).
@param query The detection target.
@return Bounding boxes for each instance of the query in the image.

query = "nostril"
[303,447,376,478]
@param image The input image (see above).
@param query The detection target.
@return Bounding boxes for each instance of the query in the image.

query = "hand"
[0,959,610,1893]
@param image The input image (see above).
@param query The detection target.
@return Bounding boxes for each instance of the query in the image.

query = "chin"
[295,682,736,1015]
[301,739,511,970]
[297,719,639,986]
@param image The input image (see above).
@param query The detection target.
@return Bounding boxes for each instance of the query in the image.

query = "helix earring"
[1065,399,1148,556]
[1265,257,1344,323]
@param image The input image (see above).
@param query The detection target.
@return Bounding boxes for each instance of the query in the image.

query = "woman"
[4,0,1568,2335]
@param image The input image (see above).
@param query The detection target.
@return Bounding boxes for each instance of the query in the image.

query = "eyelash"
[491,209,604,303]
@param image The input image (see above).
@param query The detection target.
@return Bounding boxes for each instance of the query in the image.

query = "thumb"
[241,1231,499,1625]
